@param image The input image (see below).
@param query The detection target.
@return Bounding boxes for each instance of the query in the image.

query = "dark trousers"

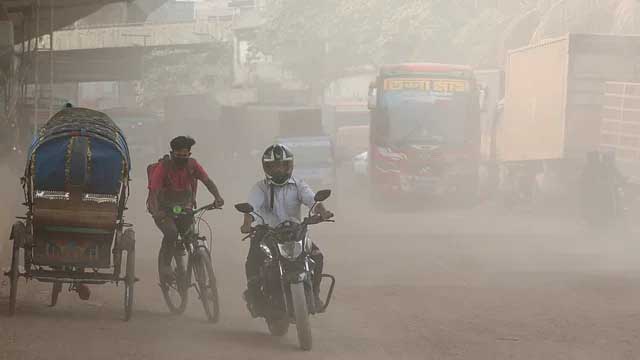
[245,237,324,295]
[154,215,192,264]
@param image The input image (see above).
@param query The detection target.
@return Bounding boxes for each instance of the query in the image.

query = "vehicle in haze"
[322,67,376,139]
[277,136,335,190]
[335,125,369,166]
[234,189,336,351]
[601,81,640,187]
[495,33,640,207]
[102,107,164,164]
[6,107,136,320]
[352,151,368,182]
[277,107,335,190]
[367,63,483,204]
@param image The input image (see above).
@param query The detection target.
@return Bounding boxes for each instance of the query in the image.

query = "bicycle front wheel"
[193,248,220,323]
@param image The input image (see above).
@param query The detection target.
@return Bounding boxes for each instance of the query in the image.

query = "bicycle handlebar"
[173,203,221,217]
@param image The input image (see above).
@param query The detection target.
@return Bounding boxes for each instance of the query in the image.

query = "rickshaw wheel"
[8,238,20,316]
[123,229,135,321]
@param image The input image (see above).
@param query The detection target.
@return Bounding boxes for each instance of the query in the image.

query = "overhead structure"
[0,0,167,44]
[0,0,167,160]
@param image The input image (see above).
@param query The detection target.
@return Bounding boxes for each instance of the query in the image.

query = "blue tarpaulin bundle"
[26,107,131,195]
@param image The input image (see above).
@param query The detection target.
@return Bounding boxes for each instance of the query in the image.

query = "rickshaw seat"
[32,190,119,231]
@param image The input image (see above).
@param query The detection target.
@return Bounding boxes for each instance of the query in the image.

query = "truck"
[322,68,376,137]
[496,33,640,204]
[367,63,483,204]
[102,107,165,166]
[322,70,376,167]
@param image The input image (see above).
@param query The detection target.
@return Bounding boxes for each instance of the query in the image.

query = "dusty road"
[2,170,640,360]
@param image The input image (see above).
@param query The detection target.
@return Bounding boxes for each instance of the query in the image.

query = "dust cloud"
[4,1,640,358]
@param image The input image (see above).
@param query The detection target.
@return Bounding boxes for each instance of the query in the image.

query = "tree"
[139,42,233,107]
[257,0,462,94]
[257,0,640,91]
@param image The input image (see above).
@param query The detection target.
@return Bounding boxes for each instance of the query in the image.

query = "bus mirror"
[479,85,489,113]
[367,88,377,110]
[368,81,377,110]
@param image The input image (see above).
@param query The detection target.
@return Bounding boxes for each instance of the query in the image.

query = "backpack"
[147,155,199,205]
[147,155,171,189]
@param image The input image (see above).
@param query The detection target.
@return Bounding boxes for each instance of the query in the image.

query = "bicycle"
[158,203,220,323]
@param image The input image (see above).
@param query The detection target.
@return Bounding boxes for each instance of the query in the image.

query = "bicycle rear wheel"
[158,250,188,314]
[193,248,220,323]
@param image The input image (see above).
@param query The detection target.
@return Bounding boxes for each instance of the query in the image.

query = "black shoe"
[159,265,176,283]
[243,289,262,318]
[77,284,91,301]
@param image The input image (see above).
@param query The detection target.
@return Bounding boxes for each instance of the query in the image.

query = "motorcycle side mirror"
[314,189,331,202]
[235,203,254,214]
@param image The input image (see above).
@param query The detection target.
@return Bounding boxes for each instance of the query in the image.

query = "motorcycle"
[234,189,336,351]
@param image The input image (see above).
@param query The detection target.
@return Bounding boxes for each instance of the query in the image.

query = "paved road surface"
[1,172,640,359]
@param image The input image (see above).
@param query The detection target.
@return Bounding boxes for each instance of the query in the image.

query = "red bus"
[367,63,482,204]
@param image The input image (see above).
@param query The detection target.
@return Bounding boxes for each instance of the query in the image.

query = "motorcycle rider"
[147,136,224,278]
[240,144,334,315]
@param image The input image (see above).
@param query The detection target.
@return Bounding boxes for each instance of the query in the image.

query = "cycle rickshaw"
[6,107,136,320]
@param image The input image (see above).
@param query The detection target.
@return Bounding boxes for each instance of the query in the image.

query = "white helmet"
[262,144,294,186]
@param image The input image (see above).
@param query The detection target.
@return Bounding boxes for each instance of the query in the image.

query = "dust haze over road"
[6,0,640,358]
[2,148,640,360]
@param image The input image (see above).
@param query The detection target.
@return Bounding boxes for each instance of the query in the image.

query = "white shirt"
[247,177,316,227]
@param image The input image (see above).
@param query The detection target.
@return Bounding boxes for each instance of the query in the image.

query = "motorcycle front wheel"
[266,317,289,336]
[291,281,312,351]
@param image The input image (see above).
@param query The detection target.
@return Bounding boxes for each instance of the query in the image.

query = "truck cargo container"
[497,33,640,203]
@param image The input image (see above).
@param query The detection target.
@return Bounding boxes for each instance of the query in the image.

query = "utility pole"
[48,0,53,118]
[34,0,39,134]
[121,33,151,106]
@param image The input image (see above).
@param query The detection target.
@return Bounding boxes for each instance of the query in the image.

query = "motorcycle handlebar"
[304,214,335,225]
[241,217,334,241]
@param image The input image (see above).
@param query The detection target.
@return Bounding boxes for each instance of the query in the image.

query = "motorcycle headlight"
[277,241,303,260]
[259,243,273,260]
[304,233,312,253]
